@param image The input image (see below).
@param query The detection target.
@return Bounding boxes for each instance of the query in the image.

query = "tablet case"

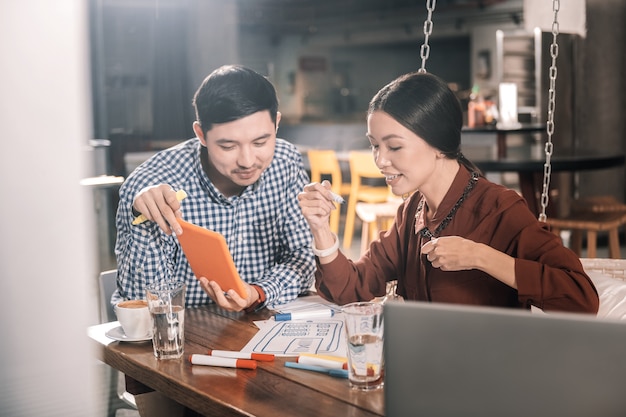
[176,219,248,299]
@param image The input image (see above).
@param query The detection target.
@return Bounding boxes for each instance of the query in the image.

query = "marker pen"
[274,308,335,321]
[207,349,275,362]
[285,361,349,379]
[189,354,257,369]
[132,189,187,225]
[299,352,348,362]
[328,191,345,204]
[297,354,348,370]
[298,352,348,361]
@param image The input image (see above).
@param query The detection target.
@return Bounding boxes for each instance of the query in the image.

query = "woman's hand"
[297,181,338,232]
[421,236,477,271]
[421,236,517,288]
[298,181,341,263]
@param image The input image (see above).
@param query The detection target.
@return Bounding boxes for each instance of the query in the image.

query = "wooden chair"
[355,198,403,255]
[546,196,626,259]
[307,149,351,235]
[343,151,390,249]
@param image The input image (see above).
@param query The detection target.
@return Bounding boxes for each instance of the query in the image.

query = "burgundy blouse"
[315,166,599,314]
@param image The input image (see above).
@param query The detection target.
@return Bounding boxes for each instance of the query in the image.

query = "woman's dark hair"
[368,71,480,174]
[192,65,279,135]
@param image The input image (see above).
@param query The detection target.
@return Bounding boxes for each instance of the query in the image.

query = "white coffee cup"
[114,299,152,339]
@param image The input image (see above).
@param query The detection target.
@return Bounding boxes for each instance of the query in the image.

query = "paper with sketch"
[240,295,347,357]
[272,294,341,314]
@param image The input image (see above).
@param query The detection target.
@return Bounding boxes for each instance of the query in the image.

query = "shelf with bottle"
[467,84,498,128]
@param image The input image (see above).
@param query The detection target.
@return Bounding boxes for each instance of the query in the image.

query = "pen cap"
[274,313,290,321]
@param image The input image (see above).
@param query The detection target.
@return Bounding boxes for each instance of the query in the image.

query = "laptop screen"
[384,301,626,417]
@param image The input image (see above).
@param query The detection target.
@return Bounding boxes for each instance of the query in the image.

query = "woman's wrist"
[312,233,340,258]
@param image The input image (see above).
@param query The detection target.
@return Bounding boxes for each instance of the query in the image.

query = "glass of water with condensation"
[146,281,186,360]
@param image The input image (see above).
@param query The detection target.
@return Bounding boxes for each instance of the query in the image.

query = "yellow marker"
[132,189,188,225]
[298,352,348,363]
[298,353,378,374]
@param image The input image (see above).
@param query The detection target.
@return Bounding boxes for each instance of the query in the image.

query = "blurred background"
[89,0,625,272]
[1,1,624,415]
[90,0,624,198]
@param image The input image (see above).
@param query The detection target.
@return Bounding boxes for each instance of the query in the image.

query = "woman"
[298,71,599,313]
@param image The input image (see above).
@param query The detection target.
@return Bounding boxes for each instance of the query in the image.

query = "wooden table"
[462,123,545,158]
[474,149,625,217]
[89,304,384,417]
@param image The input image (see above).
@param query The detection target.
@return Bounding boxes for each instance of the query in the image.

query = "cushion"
[587,271,626,320]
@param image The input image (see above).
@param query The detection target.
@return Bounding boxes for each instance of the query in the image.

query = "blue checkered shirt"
[113,138,315,308]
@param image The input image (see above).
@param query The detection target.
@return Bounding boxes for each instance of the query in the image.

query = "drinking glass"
[146,281,186,360]
[342,301,384,390]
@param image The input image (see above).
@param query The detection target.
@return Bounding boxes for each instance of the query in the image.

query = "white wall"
[0,1,100,416]
[469,21,519,97]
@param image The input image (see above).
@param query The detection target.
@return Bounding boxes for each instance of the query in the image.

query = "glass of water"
[342,301,384,390]
[146,281,186,360]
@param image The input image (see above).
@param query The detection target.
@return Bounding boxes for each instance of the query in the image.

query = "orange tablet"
[176,219,247,299]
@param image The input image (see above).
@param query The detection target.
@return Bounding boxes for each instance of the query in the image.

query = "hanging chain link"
[419,0,436,73]
[538,0,560,222]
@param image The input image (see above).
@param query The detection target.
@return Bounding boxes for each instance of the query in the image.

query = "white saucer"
[105,325,152,342]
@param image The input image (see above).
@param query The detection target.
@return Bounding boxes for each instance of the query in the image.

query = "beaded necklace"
[415,171,479,239]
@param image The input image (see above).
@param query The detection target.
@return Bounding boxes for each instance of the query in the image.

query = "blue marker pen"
[285,361,349,379]
[274,308,335,321]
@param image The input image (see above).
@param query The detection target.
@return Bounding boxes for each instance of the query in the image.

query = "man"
[114,64,315,312]
[113,65,317,416]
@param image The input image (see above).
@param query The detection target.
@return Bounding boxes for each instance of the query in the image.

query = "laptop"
[384,301,626,417]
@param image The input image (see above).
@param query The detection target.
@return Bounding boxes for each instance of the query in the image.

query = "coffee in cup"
[114,299,152,339]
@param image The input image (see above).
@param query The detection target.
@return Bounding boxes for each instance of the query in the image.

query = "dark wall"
[325,37,470,120]
[575,0,626,200]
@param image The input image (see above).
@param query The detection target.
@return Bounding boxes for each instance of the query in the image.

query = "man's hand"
[132,184,186,234]
[198,278,259,312]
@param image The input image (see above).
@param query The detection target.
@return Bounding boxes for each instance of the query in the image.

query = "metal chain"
[419,0,436,73]
[538,0,560,222]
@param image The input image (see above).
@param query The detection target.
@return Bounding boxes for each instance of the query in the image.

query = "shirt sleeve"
[511,214,599,313]
[314,185,599,314]
[113,178,179,304]
[314,203,407,305]
[252,150,316,309]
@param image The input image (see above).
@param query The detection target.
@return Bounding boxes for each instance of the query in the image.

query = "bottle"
[484,99,498,125]
[467,84,486,128]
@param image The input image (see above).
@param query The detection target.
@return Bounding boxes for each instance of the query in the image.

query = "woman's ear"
[193,121,206,146]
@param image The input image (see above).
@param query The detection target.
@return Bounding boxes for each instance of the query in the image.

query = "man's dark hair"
[192,65,278,135]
